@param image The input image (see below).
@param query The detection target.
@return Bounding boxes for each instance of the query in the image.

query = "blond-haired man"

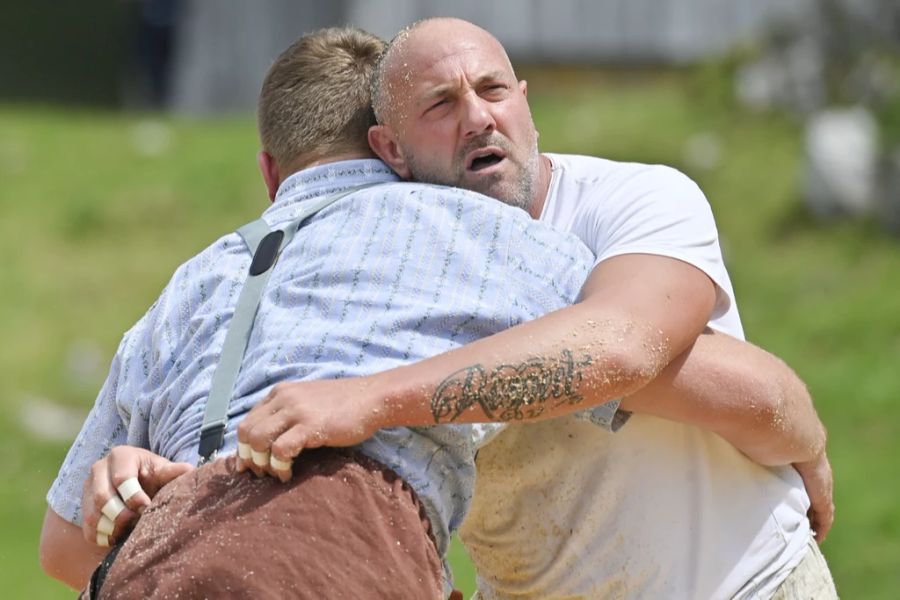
[42,27,577,599]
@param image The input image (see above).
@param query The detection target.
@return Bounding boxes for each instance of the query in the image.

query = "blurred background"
[1,0,898,597]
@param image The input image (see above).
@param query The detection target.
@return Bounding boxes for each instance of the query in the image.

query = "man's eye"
[427,99,449,112]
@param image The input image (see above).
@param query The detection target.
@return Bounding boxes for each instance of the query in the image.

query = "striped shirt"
[47,159,607,576]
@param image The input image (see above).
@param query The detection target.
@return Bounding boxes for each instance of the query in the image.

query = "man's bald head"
[372,18,516,128]
[367,18,549,215]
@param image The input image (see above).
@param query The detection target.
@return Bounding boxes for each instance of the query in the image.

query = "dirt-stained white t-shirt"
[460,153,811,599]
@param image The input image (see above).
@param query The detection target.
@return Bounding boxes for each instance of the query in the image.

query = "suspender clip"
[198,423,226,464]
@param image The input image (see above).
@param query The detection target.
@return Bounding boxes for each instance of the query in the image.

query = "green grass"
[2,68,899,597]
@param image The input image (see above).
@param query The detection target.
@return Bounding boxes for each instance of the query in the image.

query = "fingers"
[811,500,835,543]
[237,418,315,483]
[83,458,138,547]
[236,414,290,478]
[146,460,195,497]
[268,454,294,483]
[239,422,294,479]
[106,449,153,514]
[237,387,294,478]
[100,495,127,521]
[812,459,834,544]
[268,425,318,482]
[235,380,371,481]
[82,447,194,548]
[95,513,116,547]
[117,477,144,505]
[793,452,834,545]
[236,440,253,471]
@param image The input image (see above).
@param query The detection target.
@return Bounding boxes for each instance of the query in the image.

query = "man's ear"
[519,80,538,141]
[258,151,280,202]
[368,125,411,179]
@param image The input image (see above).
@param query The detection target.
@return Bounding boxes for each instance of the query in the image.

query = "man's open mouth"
[467,148,506,172]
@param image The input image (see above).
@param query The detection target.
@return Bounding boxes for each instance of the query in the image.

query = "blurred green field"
[1,67,898,598]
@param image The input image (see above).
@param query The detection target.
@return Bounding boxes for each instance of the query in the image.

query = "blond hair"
[258,27,386,167]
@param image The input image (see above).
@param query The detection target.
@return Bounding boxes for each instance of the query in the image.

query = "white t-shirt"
[460,153,812,599]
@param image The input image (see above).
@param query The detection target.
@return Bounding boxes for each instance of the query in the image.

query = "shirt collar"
[271,159,399,209]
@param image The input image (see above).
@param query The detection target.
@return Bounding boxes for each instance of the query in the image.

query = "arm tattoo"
[431,349,593,423]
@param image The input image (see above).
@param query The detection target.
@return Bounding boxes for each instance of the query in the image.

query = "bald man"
[259,18,836,600]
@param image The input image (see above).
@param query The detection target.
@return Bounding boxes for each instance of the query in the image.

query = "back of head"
[258,27,386,170]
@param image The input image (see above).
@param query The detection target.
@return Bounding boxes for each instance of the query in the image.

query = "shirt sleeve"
[582,164,735,321]
[45,277,176,525]
[46,332,135,525]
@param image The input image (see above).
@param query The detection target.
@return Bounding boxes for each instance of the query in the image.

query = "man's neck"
[527,153,553,220]
[285,151,377,176]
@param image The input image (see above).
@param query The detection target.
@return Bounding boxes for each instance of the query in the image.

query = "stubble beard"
[403,132,540,213]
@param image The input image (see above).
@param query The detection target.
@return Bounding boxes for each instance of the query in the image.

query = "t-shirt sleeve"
[581,165,734,320]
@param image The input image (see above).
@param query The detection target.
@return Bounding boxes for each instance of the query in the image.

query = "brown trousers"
[97,449,443,599]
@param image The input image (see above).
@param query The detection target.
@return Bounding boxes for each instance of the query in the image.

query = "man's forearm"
[370,306,677,428]
[621,330,826,466]
[40,508,108,590]
[237,296,671,480]
[371,326,825,466]
[239,254,717,471]
[368,255,716,428]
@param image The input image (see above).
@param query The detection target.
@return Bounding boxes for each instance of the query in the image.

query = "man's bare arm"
[40,447,194,589]
[622,330,834,541]
[40,508,108,591]
[238,326,825,467]
[622,329,826,466]
[238,254,716,467]
[239,256,825,467]
[236,256,832,536]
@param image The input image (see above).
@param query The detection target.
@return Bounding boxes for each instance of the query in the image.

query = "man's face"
[376,21,541,211]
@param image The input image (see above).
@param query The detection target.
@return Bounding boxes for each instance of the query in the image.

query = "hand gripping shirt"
[46,159,598,586]
[461,154,812,600]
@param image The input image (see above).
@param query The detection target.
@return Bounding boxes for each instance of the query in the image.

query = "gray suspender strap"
[198,184,375,463]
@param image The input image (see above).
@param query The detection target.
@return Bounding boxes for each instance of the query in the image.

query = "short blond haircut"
[258,27,386,167]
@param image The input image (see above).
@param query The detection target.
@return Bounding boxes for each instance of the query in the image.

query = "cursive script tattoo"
[431,349,593,422]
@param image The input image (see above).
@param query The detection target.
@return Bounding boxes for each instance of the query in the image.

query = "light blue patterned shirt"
[47,159,613,577]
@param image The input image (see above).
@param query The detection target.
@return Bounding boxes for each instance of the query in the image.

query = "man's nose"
[460,93,496,138]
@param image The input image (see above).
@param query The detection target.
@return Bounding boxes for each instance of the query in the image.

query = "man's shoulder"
[546,153,697,191]
[351,181,592,264]
[144,229,248,321]
[175,230,247,277]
